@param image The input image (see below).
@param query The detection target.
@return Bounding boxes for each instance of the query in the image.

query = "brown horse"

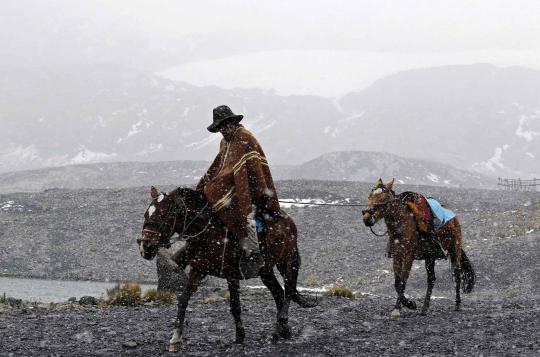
[362,179,475,319]
[138,186,316,351]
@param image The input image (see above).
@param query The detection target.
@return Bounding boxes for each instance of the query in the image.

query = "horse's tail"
[459,249,475,294]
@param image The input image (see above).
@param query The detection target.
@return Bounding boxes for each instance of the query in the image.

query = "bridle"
[140,198,179,248]
[363,188,397,237]
[139,190,210,248]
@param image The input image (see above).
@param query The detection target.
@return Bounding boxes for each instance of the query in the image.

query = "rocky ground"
[1,180,540,355]
[0,291,538,356]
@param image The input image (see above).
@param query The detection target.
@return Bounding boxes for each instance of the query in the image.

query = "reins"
[369,226,388,237]
[174,194,211,240]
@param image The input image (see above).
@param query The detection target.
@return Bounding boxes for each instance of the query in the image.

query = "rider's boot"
[239,213,265,279]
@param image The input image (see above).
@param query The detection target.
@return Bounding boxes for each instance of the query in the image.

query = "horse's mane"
[173,187,211,212]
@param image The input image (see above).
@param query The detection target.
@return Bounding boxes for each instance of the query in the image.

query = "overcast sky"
[2,0,539,96]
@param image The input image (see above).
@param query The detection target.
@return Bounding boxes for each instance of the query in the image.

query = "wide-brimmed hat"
[207,105,244,133]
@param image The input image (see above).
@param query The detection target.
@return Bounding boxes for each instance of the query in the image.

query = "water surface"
[0,277,155,303]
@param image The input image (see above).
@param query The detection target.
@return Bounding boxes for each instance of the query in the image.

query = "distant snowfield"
[159,49,540,97]
[244,284,449,300]
[0,201,26,212]
[279,198,358,208]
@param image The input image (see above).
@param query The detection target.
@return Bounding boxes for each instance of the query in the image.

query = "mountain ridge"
[0,150,494,193]
[1,63,539,178]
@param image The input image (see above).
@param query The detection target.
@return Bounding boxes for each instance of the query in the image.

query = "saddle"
[385,192,447,260]
[398,191,434,235]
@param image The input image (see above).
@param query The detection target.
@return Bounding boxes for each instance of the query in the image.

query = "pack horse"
[362,179,475,318]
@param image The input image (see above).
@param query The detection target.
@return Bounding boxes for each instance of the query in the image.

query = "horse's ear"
[384,178,395,190]
[150,186,159,200]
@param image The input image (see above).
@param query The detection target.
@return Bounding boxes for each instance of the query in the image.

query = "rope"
[279,200,367,207]
[369,226,388,237]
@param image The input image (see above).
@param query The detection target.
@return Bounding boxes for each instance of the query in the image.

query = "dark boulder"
[156,246,186,294]
[78,296,99,305]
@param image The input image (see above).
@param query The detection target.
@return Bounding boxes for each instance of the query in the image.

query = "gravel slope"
[1,293,538,356]
[1,181,540,355]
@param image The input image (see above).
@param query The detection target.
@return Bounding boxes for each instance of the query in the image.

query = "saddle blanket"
[398,191,433,233]
[426,198,455,230]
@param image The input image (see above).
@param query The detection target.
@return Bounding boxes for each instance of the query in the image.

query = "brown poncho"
[196,126,280,234]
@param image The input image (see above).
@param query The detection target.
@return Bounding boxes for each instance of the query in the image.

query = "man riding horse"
[195,105,281,278]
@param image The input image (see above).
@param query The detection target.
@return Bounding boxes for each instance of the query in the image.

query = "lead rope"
[278,200,367,207]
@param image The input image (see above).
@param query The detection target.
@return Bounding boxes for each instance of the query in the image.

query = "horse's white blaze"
[148,205,156,217]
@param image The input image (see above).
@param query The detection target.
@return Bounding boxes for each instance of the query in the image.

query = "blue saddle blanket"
[426,198,455,230]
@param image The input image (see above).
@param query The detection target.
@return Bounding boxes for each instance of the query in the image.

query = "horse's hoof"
[405,300,417,310]
[280,325,292,339]
[235,331,245,344]
[272,322,292,341]
[455,305,461,312]
[390,309,401,320]
[295,295,319,308]
[169,342,183,352]
[420,308,428,316]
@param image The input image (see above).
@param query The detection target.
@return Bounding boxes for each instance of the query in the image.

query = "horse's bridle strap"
[141,228,161,237]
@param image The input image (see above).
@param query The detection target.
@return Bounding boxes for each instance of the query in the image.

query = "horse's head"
[137,186,179,260]
[362,178,395,227]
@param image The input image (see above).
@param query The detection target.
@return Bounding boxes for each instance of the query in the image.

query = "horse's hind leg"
[227,278,245,344]
[285,252,317,308]
[449,221,463,311]
[169,270,204,352]
[421,257,436,315]
[259,269,284,312]
[259,268,290,341]
[272,255,306,340]
[451,249,462,311]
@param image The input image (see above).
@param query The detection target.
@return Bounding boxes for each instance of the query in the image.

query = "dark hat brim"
[207,115,243,133]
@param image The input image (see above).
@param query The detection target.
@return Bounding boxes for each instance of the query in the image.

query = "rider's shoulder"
[237,127,257,142]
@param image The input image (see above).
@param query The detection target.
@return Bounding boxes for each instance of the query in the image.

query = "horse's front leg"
[421,257,436,315]
[227,278,245,344]
[391,249,416,319]
[169,270,204,352]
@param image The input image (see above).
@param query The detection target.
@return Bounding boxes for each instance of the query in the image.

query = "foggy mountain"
[0,151,493,194]
[338,64,540,178]
[0,63,338,171]
[289,151,491,188]
[1,63,539,179]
